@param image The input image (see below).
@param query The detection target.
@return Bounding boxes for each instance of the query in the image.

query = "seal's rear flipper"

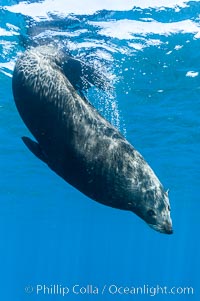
[62,56,111,94]
[22,136,47,164]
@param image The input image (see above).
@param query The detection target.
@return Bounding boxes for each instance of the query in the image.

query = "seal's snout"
[163,224,173,235]
[163,221,173,235]
[149,222,173,235]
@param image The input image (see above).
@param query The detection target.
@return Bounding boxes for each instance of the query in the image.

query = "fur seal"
[12,45,173,234]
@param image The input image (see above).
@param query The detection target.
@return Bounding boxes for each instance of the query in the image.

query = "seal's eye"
[147,209,156,217]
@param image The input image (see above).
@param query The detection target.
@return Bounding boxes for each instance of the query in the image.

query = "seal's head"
[127,157,173,234]
[132,188,173,234]
[146,190,173,234]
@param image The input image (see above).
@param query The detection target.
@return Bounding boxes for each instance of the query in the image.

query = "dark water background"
[0,0,199,300]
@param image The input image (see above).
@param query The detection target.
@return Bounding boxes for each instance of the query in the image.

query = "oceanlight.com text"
[25,283,194,297]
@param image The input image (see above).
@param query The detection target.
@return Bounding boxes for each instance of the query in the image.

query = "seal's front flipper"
[22,136,47,164]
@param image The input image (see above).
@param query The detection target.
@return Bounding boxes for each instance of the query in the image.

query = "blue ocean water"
[0,0,200,300]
